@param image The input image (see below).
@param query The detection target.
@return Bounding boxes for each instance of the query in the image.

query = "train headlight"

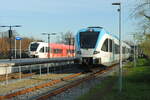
[93,51,100,54]
[77,51,81,55]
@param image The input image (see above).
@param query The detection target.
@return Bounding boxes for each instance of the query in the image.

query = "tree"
[56,31,75,45]
[140,34,150,58]
[0,37,10,58]
[132,0,150,33]
[131,0,150,58]
[0,30,39,58]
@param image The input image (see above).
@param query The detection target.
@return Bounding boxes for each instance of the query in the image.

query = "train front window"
[80,31,99,48]
[30,43,39,51]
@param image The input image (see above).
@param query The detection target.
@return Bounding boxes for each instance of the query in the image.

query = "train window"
[101,39,108,52]
[67,50,70,53]
[53,49,62,54]
[45,47,51,53]
[109,39,113,52]
[125,48,128,53]
[128,48,130,53]
[115,44,119,54]
[30,43,39,51]
[122,47,125,54]
[72,50,75,53]
[67,50,74,53]
[40,47,44,53]
[46,47,48,52]
[114,44,117,54]
[112,41,115,53]
[80,31,99,48]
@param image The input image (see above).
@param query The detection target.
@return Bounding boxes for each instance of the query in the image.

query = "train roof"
[77,27,130,47]
[88,26,103,29]
[78,26,119,39]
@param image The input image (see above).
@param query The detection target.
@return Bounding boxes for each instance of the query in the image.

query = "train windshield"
[30,43,39,51]
[80,31,99,48]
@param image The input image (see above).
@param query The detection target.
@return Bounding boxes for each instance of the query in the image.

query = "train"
[75,26,131,66]
[28,42,75,58]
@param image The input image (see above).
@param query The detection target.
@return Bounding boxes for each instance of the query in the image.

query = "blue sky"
[0,0,136,42]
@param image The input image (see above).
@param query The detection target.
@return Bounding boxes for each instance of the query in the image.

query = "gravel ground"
[12,66,117,100]
[50,66,118,100]
[12,74,87,100]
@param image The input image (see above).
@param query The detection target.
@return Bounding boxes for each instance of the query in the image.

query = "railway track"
[36,64,117,100]
[0,64,117,100]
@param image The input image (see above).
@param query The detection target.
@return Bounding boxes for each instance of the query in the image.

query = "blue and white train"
[75,26,131,66]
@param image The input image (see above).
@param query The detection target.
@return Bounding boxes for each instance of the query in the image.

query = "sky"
[0,0,137,42]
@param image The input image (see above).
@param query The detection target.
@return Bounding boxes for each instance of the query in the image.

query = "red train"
[28,42,75,58]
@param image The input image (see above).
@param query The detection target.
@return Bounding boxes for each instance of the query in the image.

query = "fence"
[0,60,74,85]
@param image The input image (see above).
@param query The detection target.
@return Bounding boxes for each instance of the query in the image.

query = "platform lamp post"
[0,25,21,61]
[112,2,122,92]
[42,33,56,58]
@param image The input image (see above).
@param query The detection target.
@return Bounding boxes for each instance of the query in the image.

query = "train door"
[109,39,113,64]
[45,47,48,58]
[112,40,115,63]
[101,38,110,66]
[38,46,45,58]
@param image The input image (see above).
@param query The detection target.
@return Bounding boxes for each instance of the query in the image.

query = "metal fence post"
[40,64,41,76]
[30,65,32,73]
[5,66,8,85]
[47,64,49,74]
[54,63,56,73]
[19,66,22,80]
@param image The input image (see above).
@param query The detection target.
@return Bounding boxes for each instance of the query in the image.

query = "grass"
[78,58,150,100]
[78,76,117,100]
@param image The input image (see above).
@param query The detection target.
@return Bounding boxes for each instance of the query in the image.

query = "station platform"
[0,57,78,75]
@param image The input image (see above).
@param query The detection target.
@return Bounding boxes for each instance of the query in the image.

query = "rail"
[36,64,117,100]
